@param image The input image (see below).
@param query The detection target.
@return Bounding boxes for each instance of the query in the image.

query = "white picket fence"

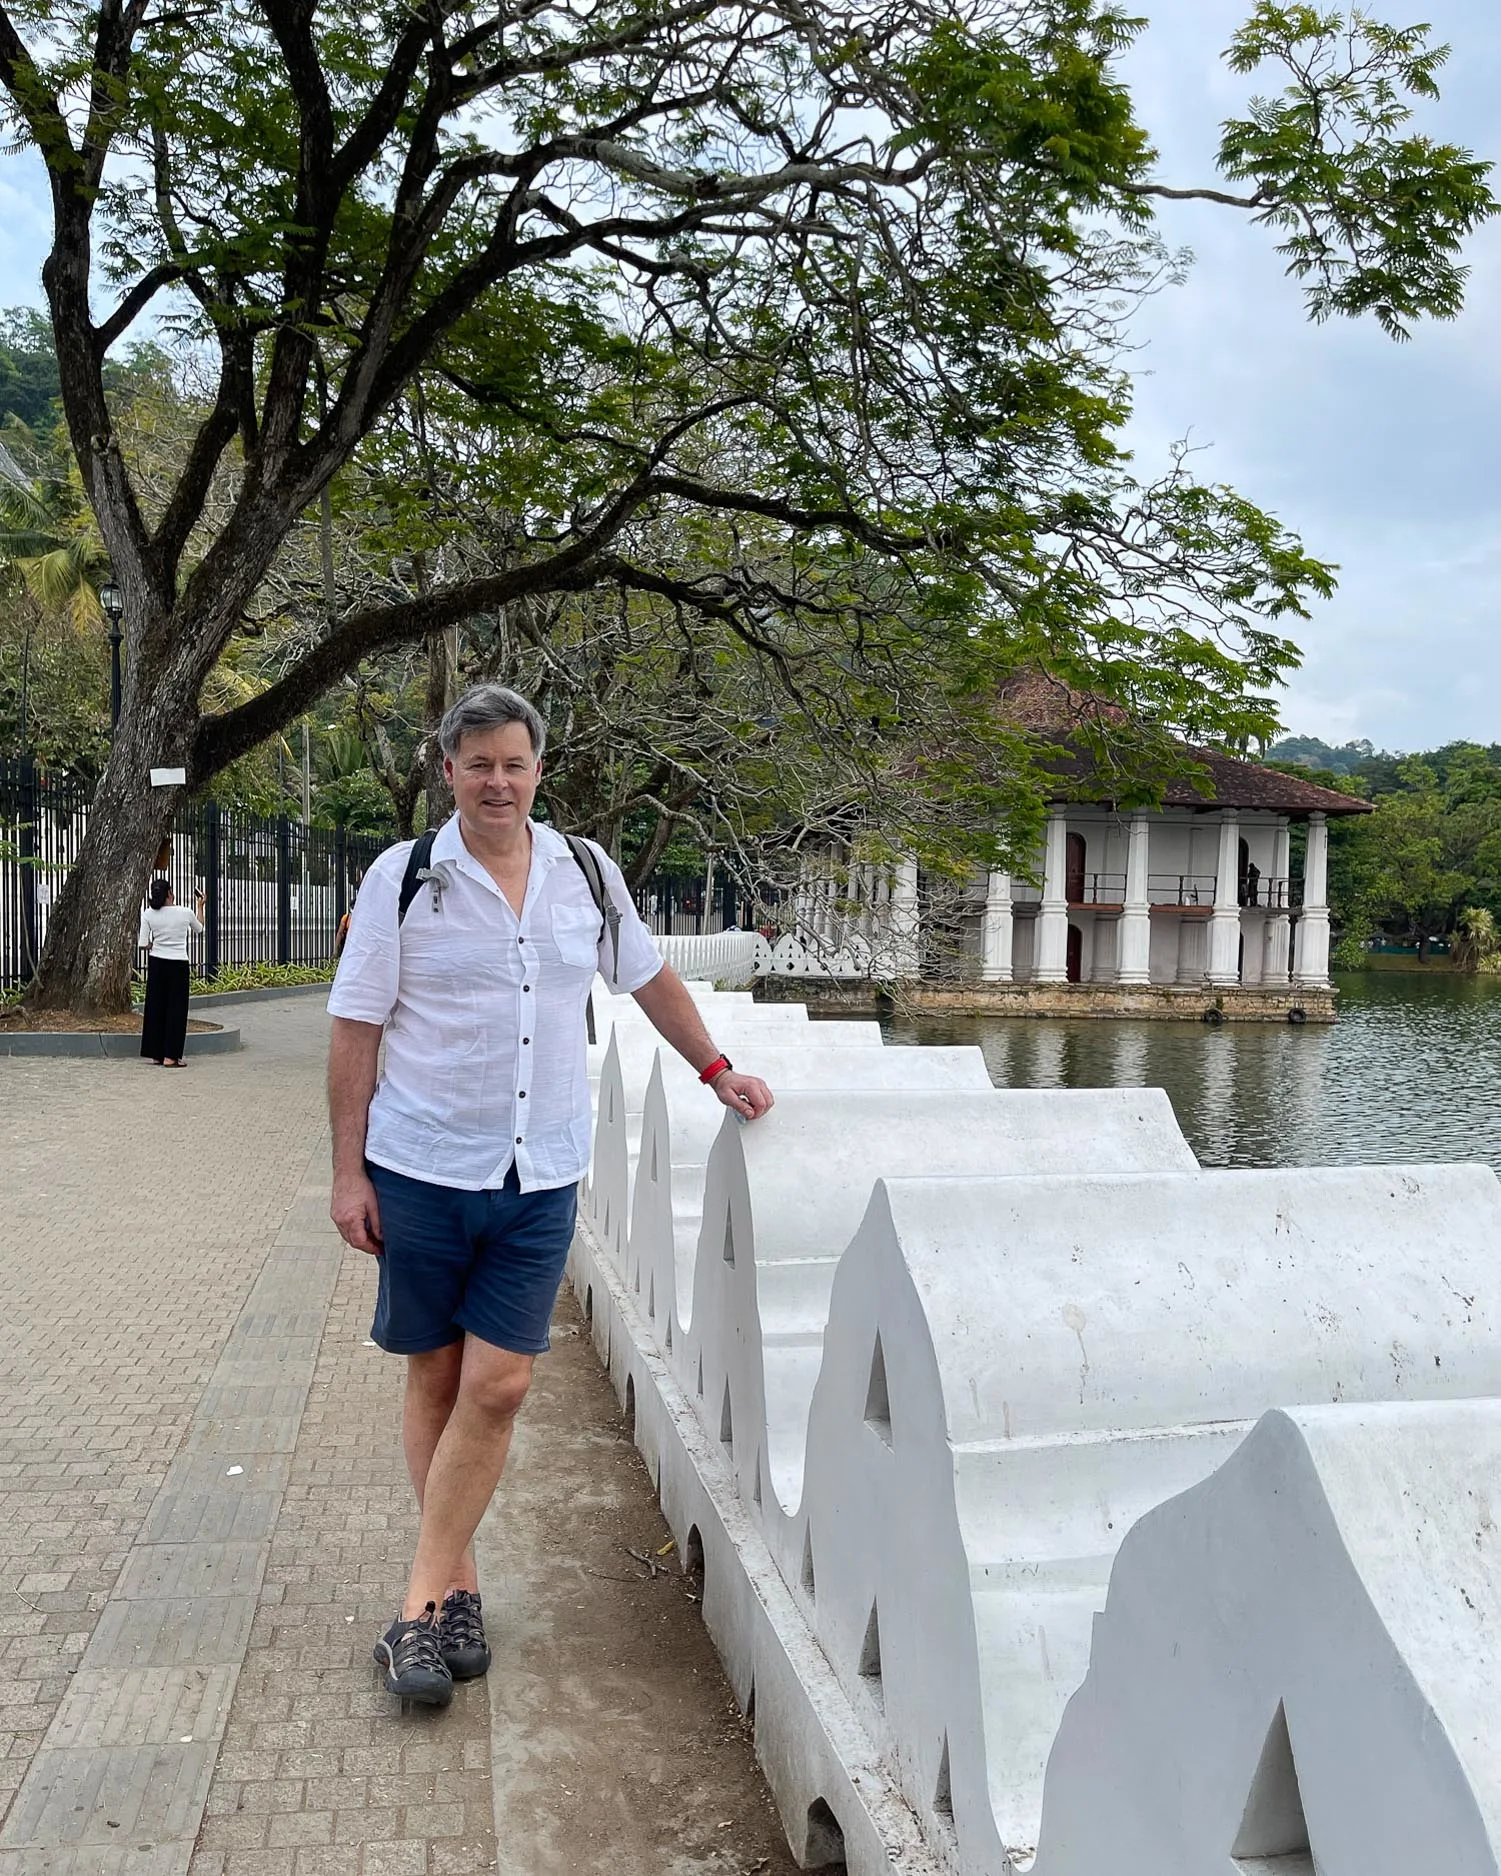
[657,928,912,986]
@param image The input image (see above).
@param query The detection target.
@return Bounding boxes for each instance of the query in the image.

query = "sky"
[1,2,1498,754]
[1119,0,1501,754]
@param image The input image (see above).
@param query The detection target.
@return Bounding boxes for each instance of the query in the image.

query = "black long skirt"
[140,956,191,1061]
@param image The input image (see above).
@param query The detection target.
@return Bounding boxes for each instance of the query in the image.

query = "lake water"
[885,972,1501,1173]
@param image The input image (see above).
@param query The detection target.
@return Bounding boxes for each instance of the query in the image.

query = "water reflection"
[884,973,1501,1172]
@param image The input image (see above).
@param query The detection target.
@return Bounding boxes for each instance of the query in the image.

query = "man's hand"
[331,1170,384,1254]
[710,1068,774,1121]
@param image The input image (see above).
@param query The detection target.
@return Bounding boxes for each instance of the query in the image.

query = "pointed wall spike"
[1232,1700,1314,1872]
[864,1331,893,1446]
[801,1528,816,1599]
[720,1379,734,1452]
[934,1733,954,1820]
[858,1599,884,1707]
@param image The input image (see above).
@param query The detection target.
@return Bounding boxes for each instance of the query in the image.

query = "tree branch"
[1125,181,1269,209]
[192,555,615,779]
[96,264,183,351]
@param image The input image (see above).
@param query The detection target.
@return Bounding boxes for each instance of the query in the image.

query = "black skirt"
[140,956,192,1061]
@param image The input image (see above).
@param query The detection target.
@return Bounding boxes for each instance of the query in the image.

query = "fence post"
[18,755,38,983]
[204,802,221,980]
[335,824,348,929]
[276,815,292,964]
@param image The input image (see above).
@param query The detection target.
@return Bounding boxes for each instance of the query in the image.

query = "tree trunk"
[24,681,193,1015]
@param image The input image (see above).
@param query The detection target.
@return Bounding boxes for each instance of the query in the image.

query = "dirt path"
[477,1287,804,1876]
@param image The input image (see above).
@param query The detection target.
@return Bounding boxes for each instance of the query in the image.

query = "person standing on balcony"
[137,875,204,1066]
[326,684,774,1707]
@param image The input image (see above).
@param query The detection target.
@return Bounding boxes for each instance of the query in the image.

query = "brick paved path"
[0,998,494,1876]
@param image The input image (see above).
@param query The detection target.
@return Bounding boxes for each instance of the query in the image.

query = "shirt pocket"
[550,905,601,971]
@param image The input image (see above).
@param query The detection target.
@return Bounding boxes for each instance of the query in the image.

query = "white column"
[981,870,1014,982]
[1035,808,1070,982]
[870,867,890,965]
[889,858,920,977]
[1207,809,1242,986]
[1117,813,1152,984]
[1294,812,1331,988]
[1263,822,1292,985]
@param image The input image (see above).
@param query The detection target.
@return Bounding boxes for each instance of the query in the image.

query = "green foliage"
[1220,5,1497,335]
[1451,906,1501,975]
[1279,738,1501,960]
[0,309,60,430]
[188,962,334,995]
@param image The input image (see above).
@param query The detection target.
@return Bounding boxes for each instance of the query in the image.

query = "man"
[327,684,774,1706]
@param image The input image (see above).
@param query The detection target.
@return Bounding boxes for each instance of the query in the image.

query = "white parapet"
[1032,1399,1501,1876]
[567,974,1501,1876]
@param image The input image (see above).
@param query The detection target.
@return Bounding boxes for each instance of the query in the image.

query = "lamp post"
[98,580,124,733]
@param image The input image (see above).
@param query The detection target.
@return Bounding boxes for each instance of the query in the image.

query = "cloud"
[1120,0,1501,752]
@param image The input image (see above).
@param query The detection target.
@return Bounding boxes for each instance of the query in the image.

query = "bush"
[188,962,336,996]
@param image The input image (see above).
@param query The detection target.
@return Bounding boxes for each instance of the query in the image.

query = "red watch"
[698,1053,733,1085]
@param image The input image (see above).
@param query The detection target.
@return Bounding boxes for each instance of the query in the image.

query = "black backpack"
[396,829,623,1028]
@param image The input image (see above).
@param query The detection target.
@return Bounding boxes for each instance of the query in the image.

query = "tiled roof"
[1000,673,1372,817]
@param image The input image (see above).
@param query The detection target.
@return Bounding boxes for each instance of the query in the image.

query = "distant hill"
[1268,735,1386,777]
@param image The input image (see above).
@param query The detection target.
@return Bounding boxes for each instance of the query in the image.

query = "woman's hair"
[147,876,173,910]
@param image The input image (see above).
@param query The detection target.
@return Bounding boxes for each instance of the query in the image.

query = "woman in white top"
[138,876,205,1066]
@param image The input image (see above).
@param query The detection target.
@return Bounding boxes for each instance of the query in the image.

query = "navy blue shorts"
[366,1162,579,1357]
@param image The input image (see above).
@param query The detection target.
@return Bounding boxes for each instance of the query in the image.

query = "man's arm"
[631,964,774,1120]
[328,1016,386,1252]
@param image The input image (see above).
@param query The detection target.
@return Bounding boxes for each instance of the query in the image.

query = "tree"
[1451,906,1501,975]
[0,0,1493,1012]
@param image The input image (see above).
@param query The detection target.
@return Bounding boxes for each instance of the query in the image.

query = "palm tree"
[0,431,109,629]
[1,429,112,759]
[1451,906,1500,973]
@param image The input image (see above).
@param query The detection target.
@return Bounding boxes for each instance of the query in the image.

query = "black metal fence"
[630,866,741,936]
[1,757,385,991]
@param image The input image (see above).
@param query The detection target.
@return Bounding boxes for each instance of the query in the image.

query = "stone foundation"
[753,976,1338,1023]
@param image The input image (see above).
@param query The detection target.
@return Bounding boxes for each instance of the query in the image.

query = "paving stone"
[111,1545,268,1604]
[87,1600,256,1671]
[0,1741,215,1847]
[0,1845,188,1876]
[45,1667,237,1751]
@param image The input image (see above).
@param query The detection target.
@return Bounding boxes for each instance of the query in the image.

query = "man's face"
[444,721,541,840]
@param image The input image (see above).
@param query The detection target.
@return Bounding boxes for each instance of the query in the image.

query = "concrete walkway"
[0,998,800,1876]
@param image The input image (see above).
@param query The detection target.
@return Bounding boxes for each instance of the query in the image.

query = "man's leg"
[402,1335,534,1620]
[401,1342,479,1597]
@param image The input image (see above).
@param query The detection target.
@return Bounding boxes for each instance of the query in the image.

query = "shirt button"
[522,1037,530,1045]
[515,1136,523,1145]
[518,1090,527,1099]
[523,984,531,992]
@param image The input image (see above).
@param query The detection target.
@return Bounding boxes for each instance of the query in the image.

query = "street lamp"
[98,580,123,732]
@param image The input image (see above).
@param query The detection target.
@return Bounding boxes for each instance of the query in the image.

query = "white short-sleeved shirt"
[137,904,203,960]
[327,816,663,1192]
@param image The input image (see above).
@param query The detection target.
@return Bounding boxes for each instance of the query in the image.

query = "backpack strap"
[564,833,623,988]
[397,829,438,924]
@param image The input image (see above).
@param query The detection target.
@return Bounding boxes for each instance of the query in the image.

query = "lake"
[885,971,1501,1173]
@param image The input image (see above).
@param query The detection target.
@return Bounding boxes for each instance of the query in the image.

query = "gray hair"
[437,684,547,760]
